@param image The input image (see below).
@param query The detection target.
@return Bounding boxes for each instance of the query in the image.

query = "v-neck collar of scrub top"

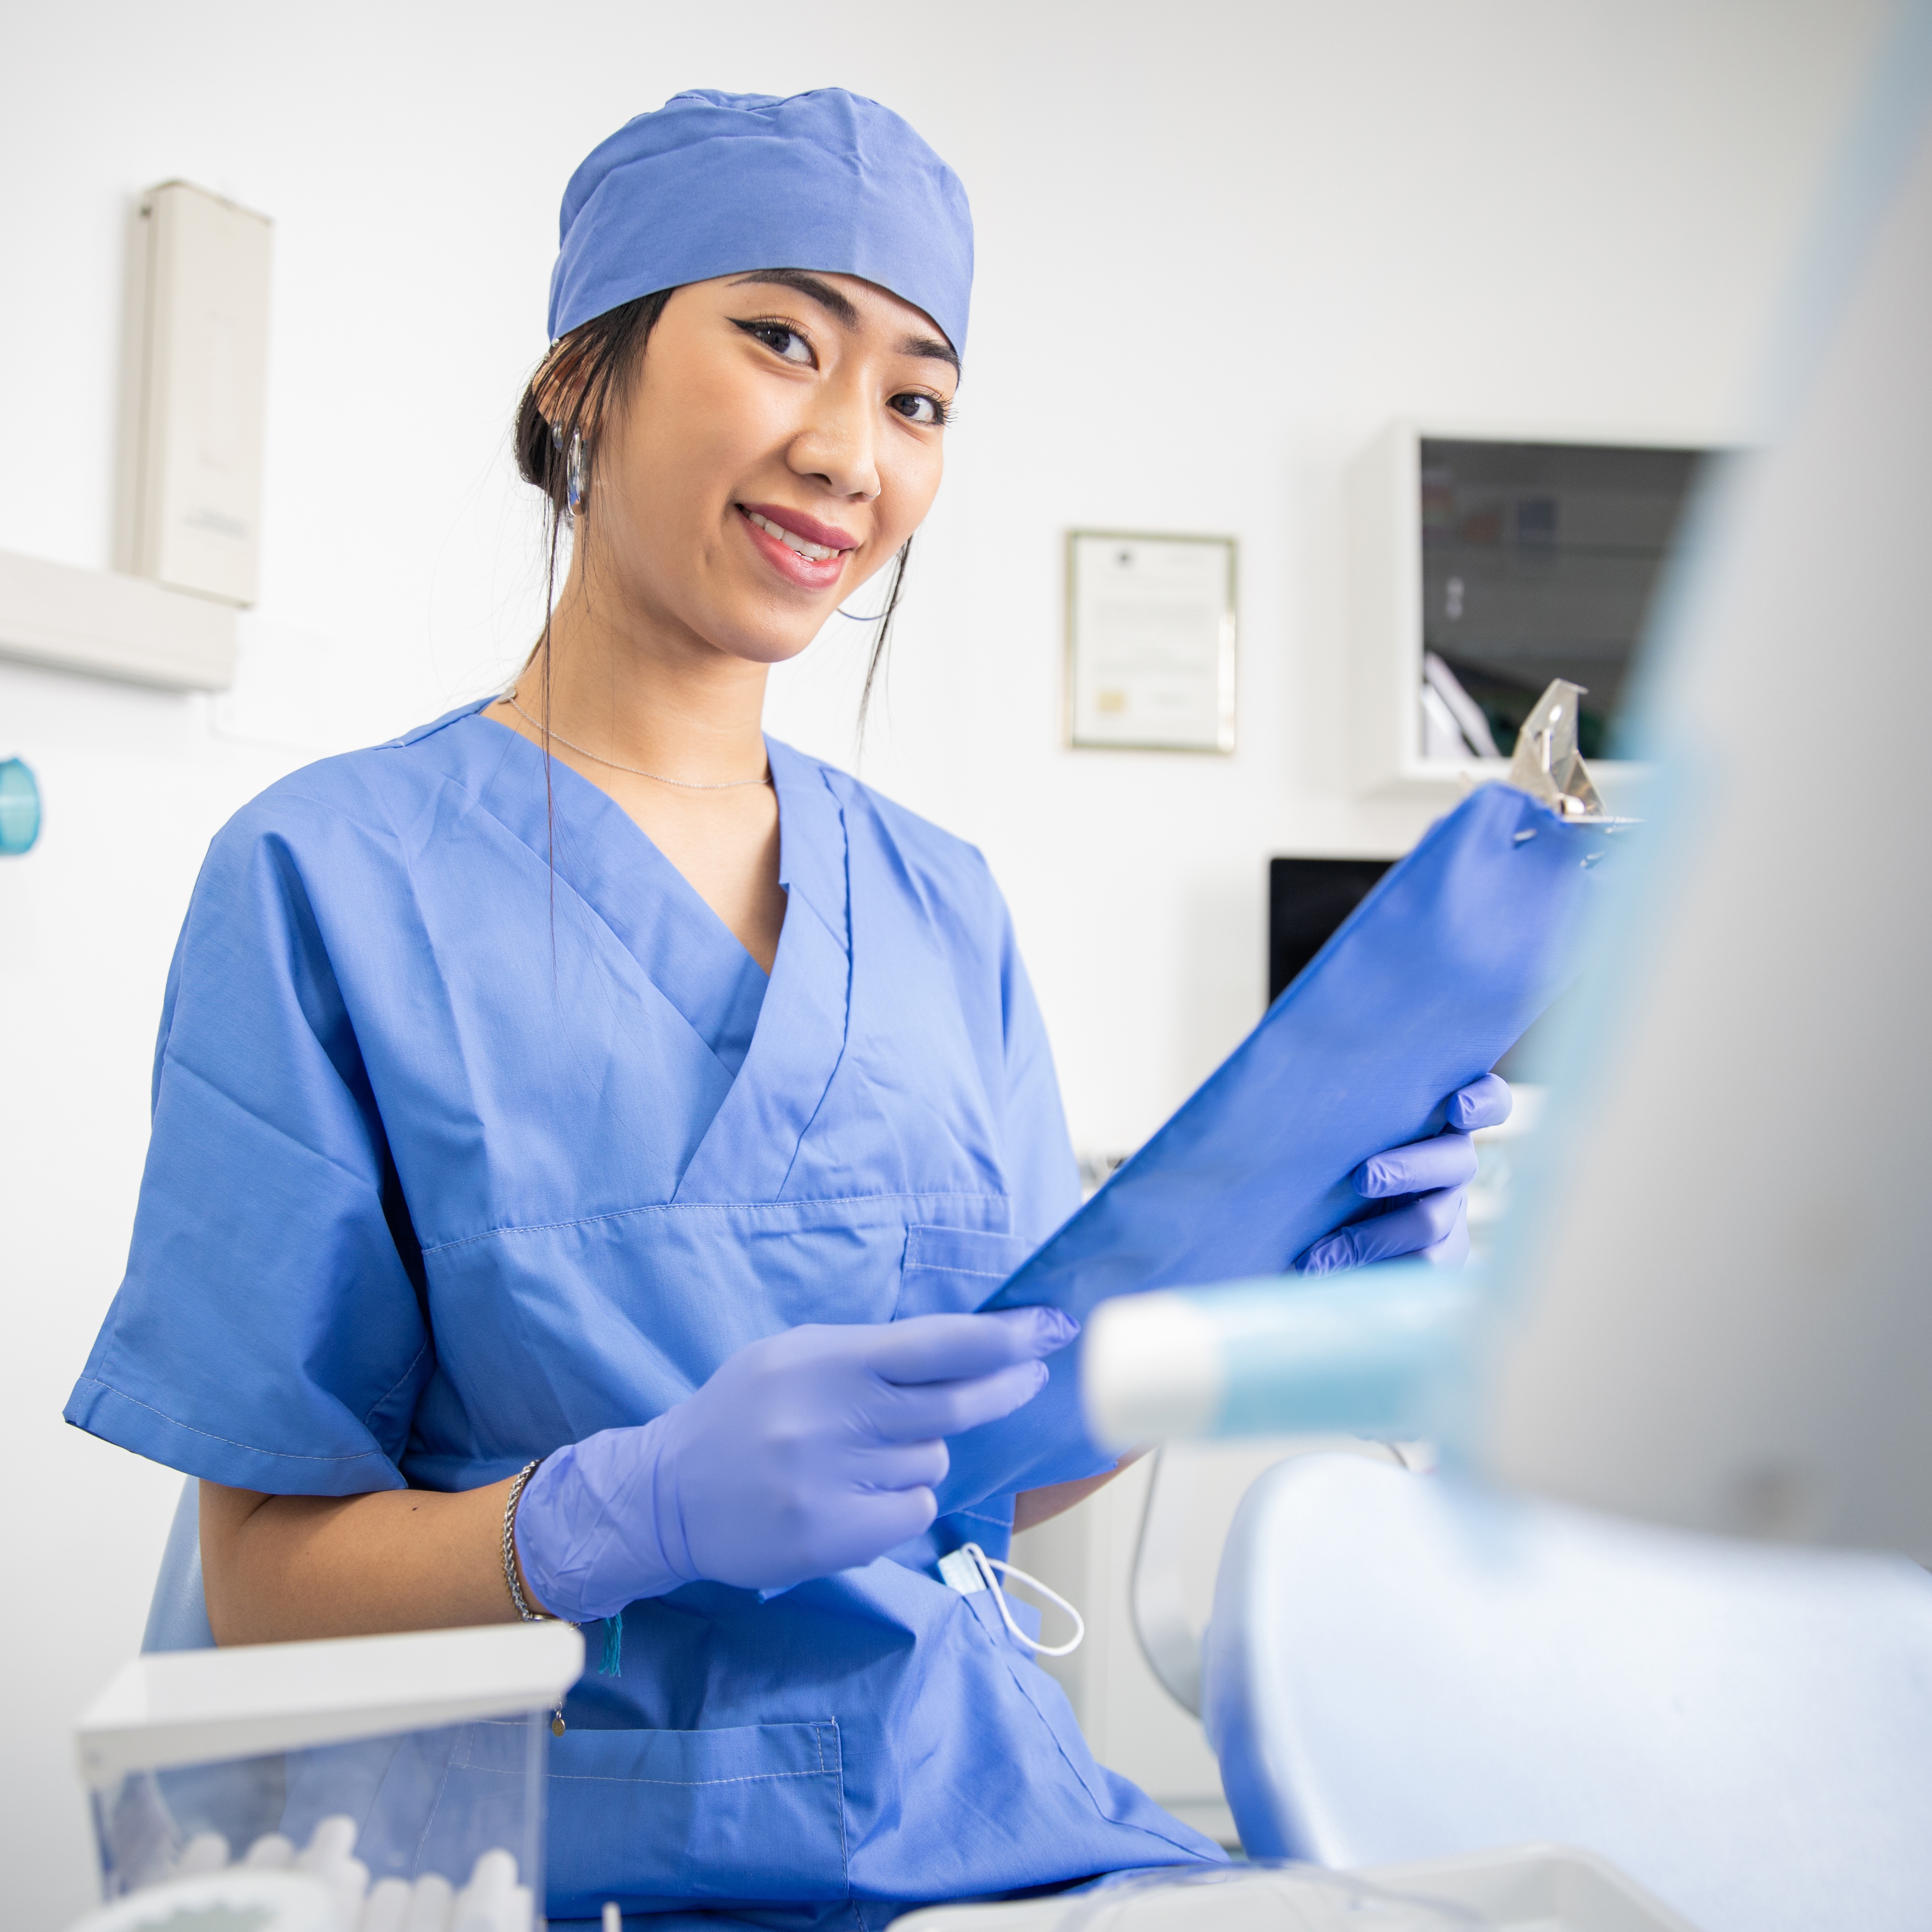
[423,701,853,1204]
[679,730,852,1204]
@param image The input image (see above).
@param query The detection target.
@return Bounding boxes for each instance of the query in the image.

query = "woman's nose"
[786,385,881,501]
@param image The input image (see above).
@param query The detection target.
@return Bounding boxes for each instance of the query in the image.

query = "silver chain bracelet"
[502,1458,551,1622]
[502,1458,571,1735]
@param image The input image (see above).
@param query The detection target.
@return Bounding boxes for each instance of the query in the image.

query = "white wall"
[0,1,1886,1917]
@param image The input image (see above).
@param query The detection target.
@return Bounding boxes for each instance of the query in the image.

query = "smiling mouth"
[741,508,848,562]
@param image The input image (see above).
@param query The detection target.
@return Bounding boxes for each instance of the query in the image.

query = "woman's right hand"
[513,1306,1076,1619]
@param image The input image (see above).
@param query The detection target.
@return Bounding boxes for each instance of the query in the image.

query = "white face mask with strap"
[937,1542,1085,1658]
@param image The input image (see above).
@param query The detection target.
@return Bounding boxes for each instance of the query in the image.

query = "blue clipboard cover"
[937,781,1616,1513]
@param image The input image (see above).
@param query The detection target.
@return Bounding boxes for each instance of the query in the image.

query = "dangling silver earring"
[567,429,587,514]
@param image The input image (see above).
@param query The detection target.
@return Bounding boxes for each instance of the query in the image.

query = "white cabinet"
[1349,421,1707,800]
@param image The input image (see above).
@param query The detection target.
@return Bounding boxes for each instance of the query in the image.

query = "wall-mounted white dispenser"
[116,180,273,607]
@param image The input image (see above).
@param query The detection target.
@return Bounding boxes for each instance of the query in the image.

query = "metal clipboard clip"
[1506,679,1637,828]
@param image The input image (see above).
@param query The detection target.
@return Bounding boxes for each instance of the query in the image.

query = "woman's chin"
[686,584,846,666]
[700,611,829,669]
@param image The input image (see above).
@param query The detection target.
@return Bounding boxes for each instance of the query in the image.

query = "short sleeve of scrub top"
[69,759,437,1492]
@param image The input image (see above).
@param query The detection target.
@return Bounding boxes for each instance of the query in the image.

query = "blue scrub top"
[66,701,1221,1924]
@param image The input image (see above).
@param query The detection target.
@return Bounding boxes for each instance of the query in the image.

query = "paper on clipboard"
[934,778,1619,1515]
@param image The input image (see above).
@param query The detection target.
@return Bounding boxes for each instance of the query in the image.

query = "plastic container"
[72,1622,583,1932]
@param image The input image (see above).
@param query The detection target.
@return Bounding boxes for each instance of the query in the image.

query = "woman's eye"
[891,392,948,427]
[737,320,814,365]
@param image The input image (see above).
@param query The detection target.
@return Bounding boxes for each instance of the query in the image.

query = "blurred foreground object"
[1203,1456,1932,1932]
[892,1841,1694,1930]
[1084,0,1932,1565]
[1477,0,1932,1558]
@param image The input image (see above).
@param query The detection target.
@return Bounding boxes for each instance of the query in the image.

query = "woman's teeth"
[745,509,841,562]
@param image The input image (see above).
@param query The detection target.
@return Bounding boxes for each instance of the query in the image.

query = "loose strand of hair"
[856,536,913,750]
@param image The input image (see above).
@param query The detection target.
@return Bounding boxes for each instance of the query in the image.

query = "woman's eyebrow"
[729,269,960,374]
[730,270,859,325]
[901,333,960,374]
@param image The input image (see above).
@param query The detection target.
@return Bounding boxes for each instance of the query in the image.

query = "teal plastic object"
[0,758,40,854]
[1101,1266,1487,1447]
[936,781,1618,1512]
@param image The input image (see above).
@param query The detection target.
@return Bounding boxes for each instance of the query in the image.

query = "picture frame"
[1064,530,1238,753]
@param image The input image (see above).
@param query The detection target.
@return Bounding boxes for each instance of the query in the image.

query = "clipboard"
[935,780,1617,1514]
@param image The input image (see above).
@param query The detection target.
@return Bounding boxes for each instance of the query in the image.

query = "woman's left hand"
[1295,1073,1510,1275]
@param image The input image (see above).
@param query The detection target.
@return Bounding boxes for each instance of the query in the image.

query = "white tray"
[888,1843,1701,1931]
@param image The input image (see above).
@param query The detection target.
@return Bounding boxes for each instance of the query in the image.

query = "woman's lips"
[740,502,857,552]
[736,504,853,590]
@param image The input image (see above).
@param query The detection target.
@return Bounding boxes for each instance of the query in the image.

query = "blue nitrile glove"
[1296,1073,1511,1276]
[514,1307,1078,1619]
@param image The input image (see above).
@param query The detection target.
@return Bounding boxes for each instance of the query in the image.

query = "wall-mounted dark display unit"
[1419,438,1706,762]
[1268,852,1568,1081]
[1268,856,1394,1005]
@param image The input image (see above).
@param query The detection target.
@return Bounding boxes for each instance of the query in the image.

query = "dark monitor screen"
[1269,852,1571,1082]
[1421,437,1706,760]
[1268,857,1393,1005]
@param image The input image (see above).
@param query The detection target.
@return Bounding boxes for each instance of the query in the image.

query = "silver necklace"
[504,693,772,791]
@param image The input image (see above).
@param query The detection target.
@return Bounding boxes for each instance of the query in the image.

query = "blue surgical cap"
[547,88,974,357]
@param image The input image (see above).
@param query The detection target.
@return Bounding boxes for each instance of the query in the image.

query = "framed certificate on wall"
[1064,530,1237,753]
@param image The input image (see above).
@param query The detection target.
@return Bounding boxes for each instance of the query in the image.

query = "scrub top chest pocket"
[895,1225,1038,1320]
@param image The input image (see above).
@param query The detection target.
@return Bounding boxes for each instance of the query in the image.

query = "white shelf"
[0,546,238,691]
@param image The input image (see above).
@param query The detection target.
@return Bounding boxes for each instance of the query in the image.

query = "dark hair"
[513,285,913,741]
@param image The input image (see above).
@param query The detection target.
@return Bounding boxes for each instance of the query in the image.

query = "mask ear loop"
[957,1542,1085,1658]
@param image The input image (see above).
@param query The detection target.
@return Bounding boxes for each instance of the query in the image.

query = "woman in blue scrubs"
[69,91,1498,1928]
